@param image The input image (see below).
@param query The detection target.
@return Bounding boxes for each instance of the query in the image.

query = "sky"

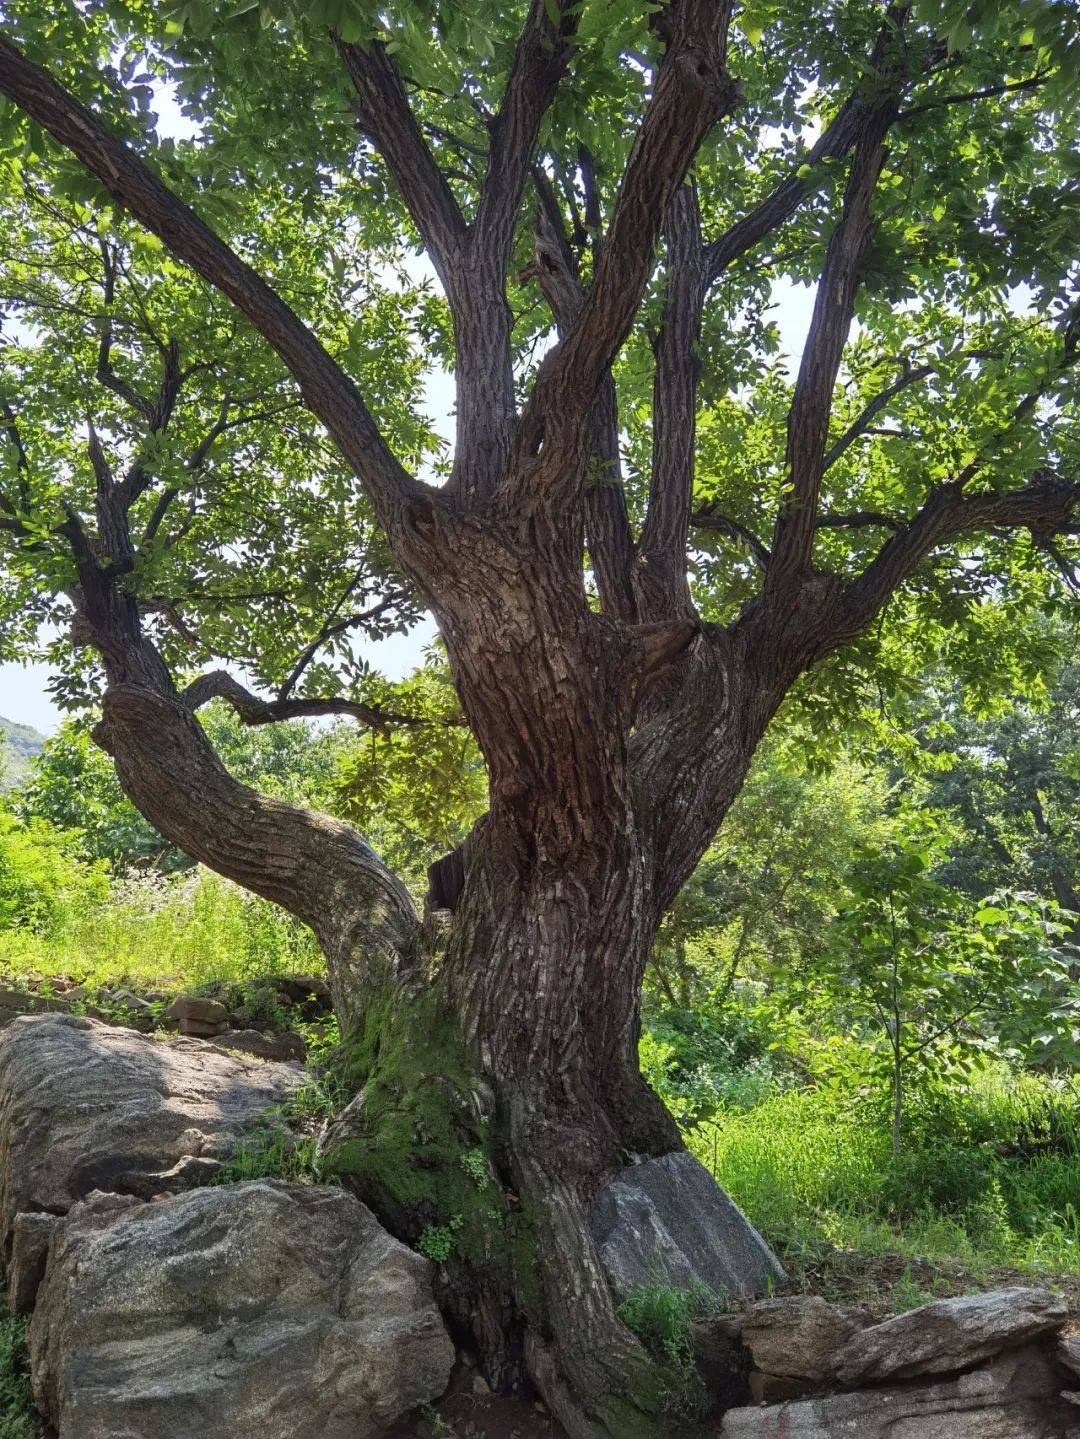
[0,83,819,735]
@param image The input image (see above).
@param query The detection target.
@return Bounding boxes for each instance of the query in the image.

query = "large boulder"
[29,1180,455,1439]
[722,1345,1078,1438]
[0,1013,301,1297]
[590,1151,785,1304]
[742,1296,869,1383]
[834,1287,1069,1385]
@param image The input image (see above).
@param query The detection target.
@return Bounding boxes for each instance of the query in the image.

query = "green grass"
[618,1282,730,1423]
[687,1066,1080,1288]
[0,866,322,992]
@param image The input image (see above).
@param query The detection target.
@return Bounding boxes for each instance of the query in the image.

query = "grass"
[210,1073,344,1187]
[0,866,322,992]
[685,1064,1080,1305]
[618,1282,730,1423]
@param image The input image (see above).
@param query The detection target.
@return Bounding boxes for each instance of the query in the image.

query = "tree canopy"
[0,0,1076,728]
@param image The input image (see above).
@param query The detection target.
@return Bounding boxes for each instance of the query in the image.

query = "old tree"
[0,0,1077,1430]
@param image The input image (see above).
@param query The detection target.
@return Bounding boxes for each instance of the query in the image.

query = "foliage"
[0,807,108,934]
[0,861,320,991]
[0,1318,34,1439]
[813,819,1074,1147]
[331,661,485,887]
[688,1060,1080,1279]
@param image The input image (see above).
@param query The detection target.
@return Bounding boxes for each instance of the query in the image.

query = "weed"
[459,1148,488,1189]
[418,1216,463,1263]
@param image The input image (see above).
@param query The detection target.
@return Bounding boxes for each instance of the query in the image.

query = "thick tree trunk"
[85,525,790,1437]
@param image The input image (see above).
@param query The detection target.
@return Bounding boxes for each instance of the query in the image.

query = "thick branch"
[337,38,467,284]
[766,89,899,588]
[0,35,421,529]
[474,0,579,276]
[843,471,1080,633]
[508,0,739,502]
[637,184,707,620]
[524,190,636,619]
[704,98,866,285]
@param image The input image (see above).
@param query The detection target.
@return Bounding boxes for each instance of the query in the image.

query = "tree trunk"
[87,522,791,1437]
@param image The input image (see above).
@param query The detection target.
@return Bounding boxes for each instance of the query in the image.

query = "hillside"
[0,714,46,789]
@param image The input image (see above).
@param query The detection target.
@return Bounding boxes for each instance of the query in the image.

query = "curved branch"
[690,509,772,567]
[0,35,422,530]
[180,668,420,730]
[95,681,420,1031]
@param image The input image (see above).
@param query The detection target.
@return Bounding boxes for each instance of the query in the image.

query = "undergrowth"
[0,1318,35,1439]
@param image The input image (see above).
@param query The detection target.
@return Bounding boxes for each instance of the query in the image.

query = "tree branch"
[180,668,419,730]
[637,183,707,620]
[473,0,580,275]
[766,75,901,589]
[524,184,636,618]
[337,37,467,283]
[690,508,772,567]
[843,470,1080,633]
[703,97,867,286]
[822,362,934,471]
[0,35,422,530]
[898,71,1049,120]
[507,0,739,504]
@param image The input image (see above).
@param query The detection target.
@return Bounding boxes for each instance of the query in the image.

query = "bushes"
[0,812,108,937]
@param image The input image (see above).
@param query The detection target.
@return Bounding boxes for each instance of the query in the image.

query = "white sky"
[0,85,819,734]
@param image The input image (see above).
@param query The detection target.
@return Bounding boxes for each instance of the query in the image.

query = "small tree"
[826,825,1070,1153]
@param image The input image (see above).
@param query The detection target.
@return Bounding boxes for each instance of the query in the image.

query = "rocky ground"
[0,978,1076,1438]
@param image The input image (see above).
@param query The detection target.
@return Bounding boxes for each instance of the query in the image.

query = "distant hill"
[0,715,46,790]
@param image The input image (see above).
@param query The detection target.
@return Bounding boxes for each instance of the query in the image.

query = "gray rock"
[835,1287,1069,1385]
[7,1212,57,1315]
[722,1345,1078,1438]
[590,1151,785,1304]
[0,1013,301,1280]
[1061,1337,1080,1379]
[742,1296,868,1382]
[29,1180,455,1439]
[106,988,154,1012]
